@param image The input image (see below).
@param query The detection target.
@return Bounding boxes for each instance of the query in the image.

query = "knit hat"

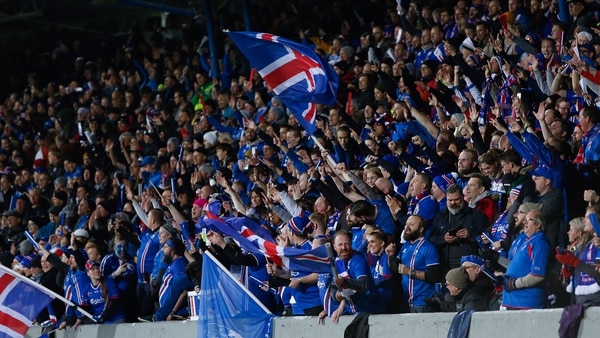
[334,60,349,73]
[271,96,283,106]
[73,229,90,239]
[54,176,67,188]
[422,59,439,71]
[467,54,480,67]
[446,267,469,289]
[48,206,62,216]
[161,223,179,238]
[341,45,355,59]
[460,37,475,52]
[203,131,218,146]
[491,55,503,68]
[287,216,314,235]
[433,173,458,193]
[167,137,180,148]
[30,255,42,269]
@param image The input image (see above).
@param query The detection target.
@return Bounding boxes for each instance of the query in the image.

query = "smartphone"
[556,246,566,254]
[448,225,463,237]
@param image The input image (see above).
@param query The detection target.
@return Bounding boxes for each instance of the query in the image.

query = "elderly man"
[500,208,551,310]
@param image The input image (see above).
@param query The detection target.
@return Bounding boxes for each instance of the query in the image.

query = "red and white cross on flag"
[255,33,325,95]
[0,269,54,338]
[227,31,339,135]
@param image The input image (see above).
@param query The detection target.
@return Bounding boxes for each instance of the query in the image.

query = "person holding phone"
[430,184,490,271]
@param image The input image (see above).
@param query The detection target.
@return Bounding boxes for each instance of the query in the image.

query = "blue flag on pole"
[198,252,274,338]
[226,31,339,134]
[198,213,331,273]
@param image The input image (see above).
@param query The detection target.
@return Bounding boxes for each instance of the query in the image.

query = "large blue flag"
[0,268,55,338]
[226,31,339,134]
[198,213,331,273]
[198,252,274,338]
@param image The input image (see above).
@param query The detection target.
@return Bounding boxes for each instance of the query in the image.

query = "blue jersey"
[156,256,193,320]
[152,250,167,281]
[317,272,340,317]
[408,193,439,222]
[503,231,550,309]
[398,238,439,307]
[336,253,380,314]
[366,252,394,305]
[64,269,90,319]
[79,278,124,323]
[490,211,509,258]
[584,125,600,163]
[137,228,160,282]
[351,228,367,254]
[370,199,396,236]
[289,240,321,315]
[100,254,136,293]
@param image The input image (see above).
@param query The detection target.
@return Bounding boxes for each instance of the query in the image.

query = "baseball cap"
[530,166,553,180]
[140,156,155,166]
[2,210,20,217]
[85,260,99,271]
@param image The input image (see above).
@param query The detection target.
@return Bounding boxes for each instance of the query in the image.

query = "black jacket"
[430,204,489,270]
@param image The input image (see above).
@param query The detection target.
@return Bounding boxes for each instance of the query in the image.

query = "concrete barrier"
[27,307,600,338]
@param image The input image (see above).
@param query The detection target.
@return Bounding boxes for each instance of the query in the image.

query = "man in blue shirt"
[392,215,442,313]
[332,230,380,315]
[139,237,193,321]
[135,208,163,317]
[501,209,550,309]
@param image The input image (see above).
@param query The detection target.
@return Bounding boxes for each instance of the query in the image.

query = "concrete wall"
[27,307,600,338]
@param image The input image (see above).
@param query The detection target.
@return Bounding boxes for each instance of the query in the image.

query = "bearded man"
[429,184,489,270]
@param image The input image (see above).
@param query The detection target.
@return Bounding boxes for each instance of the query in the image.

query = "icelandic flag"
[198,252,274,338]
[0,268,55,338]
[226,31,339,134]
[198,213,331,273]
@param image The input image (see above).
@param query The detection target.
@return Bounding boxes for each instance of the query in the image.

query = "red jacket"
[475,196,498,225]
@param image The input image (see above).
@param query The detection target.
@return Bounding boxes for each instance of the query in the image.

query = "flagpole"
[0,264,97,322]
[324,243,338,278]
[203,251,273,314]
[310,135,337,169]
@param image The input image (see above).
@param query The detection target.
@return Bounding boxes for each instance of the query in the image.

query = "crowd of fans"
[4,0,600,329]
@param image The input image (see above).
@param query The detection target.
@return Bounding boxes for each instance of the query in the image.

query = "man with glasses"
[500,209,550,310]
